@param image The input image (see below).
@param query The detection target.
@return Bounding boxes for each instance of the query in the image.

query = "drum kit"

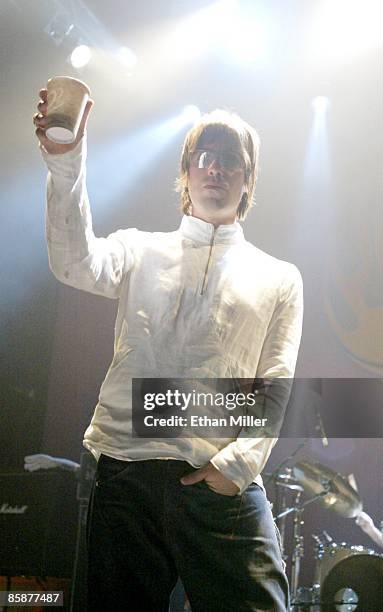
[271,459,383,611]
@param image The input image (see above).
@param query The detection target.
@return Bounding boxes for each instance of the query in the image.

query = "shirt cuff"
[40,135,86,179]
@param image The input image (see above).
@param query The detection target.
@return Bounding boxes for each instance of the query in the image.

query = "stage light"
[88,111,201,214]
[304,96,331,182]
[309,0,383,65]
[116,46,138,71]
[211,0,268,64]
[157,1,267,69]
[181,105,201,124]
[225,21,266,63]
[70,44,92,68]
[161,1,236,62]
[44,14,74,46]
[312,96,330,114]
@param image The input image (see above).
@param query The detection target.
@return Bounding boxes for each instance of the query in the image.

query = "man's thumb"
[180,469,205,486]
[79,98,94,132]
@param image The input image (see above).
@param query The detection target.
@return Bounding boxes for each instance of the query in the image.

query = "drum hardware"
[266,440,307,560]
[315,548,383,611]
[289,535,382,610]
[311,531,336,563]
[292,460,362,518]
[276,472,304,492]
[271,459,373,610]
[290,489,304,603]
[290,585,320,610]
[275,485,333,605]
[274,469,304,559]
[289,545,383,611]
[272,457,373,609]
[322,530,334,543]
[264,440,307,488]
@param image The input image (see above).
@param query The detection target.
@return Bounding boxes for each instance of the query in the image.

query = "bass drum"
[320,552,383,611]
[315,543,362,585]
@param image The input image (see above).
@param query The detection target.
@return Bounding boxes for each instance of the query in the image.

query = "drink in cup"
[45,76,91,144]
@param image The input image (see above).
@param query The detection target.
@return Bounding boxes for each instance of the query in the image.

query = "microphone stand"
[263,439,308,487]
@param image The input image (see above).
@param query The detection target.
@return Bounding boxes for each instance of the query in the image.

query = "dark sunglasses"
[190,149,245,173]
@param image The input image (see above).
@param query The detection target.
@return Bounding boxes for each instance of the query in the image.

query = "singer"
[34,91,303,611]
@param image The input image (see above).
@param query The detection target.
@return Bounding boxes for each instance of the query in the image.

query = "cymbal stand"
[290,490,303,603]
[275,489,333,607]
[277,485,288,559]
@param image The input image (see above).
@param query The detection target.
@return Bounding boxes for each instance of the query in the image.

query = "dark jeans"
[86,457,289,612]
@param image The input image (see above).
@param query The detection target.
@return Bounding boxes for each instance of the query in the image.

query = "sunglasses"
[190,149,245,173]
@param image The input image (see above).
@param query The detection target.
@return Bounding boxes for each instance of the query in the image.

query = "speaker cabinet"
[0,471,78,577]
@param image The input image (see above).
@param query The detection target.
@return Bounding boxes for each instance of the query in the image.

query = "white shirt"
[43,138,303,493]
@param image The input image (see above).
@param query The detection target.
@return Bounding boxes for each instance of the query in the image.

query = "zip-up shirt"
[43,138,303,493]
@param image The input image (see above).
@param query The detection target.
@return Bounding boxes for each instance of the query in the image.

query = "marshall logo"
[0,503,28,514]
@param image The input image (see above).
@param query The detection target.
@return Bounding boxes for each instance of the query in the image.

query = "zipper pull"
[200,226,216,295]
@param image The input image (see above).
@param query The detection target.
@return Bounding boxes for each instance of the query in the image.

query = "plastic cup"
[45,76,91,144]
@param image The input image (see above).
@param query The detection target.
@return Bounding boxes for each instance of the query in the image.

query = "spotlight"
[224,16,266,64]
[44,14,74,46]
[70,44,92,68]
[116,46,138,71]
[312,96,330,114]
[310,0,383,64]
[181,105,201,124]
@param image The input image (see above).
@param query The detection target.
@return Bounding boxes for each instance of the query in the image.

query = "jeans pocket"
[199,479,240,499]
[96,454,132,487]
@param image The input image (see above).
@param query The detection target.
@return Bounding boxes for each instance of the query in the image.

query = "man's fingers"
[180,467,207,485]
[78,98,94,134]
[33,113,48,128]
[34,88,92,154]
[35,126,45,139]
[37,100,47,113]
[35,127,52,150]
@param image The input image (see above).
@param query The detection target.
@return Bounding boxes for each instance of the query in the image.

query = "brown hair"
[176,109,260,220]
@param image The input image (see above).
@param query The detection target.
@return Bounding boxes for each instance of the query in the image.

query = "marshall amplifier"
[0,470,78,577]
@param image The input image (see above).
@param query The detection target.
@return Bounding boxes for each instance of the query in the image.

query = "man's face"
[187,132,246,226]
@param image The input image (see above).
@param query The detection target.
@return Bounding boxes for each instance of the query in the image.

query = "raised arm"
[34,87,134,298]
[356,511,383,548]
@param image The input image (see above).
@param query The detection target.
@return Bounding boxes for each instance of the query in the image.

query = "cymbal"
[292,460,362,518]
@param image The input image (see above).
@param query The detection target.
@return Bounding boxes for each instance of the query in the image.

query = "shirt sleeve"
[42,137,136,298]
[210,264,304,493]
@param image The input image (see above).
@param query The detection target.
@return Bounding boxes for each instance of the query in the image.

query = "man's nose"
[207,158,223,175]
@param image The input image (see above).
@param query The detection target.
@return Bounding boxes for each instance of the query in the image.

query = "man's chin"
[200,197,228,209]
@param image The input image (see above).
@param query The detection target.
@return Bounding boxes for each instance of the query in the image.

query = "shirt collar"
[178,215,245,245]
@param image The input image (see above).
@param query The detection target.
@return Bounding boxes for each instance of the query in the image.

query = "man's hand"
[181,462,240,496]
[33,88,93,155]
[355,511,383,548]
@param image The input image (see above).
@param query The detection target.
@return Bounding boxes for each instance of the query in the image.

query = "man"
[34,90,303,611]
[356,511,383,549]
